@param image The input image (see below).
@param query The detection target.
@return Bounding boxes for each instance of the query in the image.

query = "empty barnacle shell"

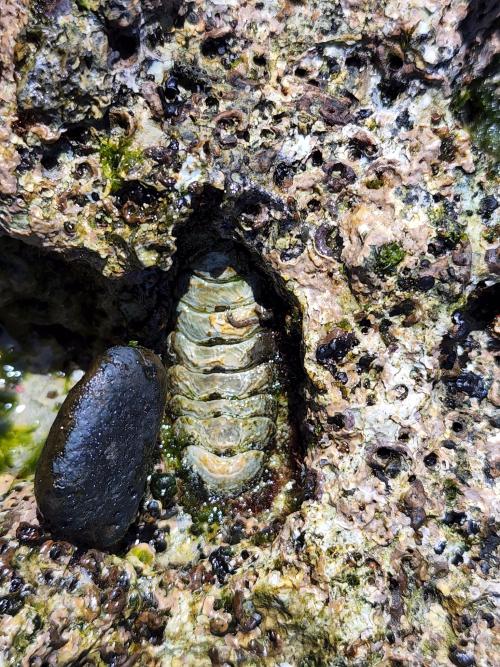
[73,157,100,180]
[213,109,246,129]
[109,107,137,137]
[121,200,142,225]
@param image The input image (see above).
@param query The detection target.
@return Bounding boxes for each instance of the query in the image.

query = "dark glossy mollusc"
[35,346,168,549]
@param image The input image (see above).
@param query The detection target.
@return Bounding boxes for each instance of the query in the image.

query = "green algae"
[214,589,234,613]
[443,478,462,504]
[344,572,360,587]
[0,346,53,477]
[0,425,42,477]
[159,423,186,471]
[428,201,465,249]
[253,587,292,618]
[374,242,405,276]
[365,176,384,190]
[483,224,499,243]
[76,0,101,10]
[99,136,144,193]
[0,348,32,476]
[451,73,500,163]
[337,318,351,331]
[187,500,223,536]
[128,544,155,566]
[159,423,225,535]
[251,527,278,546]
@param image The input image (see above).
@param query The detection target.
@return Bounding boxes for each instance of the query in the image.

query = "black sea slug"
[166,247,281,495]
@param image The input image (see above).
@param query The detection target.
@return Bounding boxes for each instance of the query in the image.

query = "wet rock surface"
[0,0,498,665]
[34,346,167,549]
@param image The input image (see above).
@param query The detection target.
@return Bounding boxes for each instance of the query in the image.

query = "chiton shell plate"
[167,249,279,492]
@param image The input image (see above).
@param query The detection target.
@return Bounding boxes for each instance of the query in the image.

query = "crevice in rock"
[0,235,171,371]
[156,218,309,530]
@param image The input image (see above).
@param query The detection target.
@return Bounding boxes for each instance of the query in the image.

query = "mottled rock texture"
[0,0,498,665]
[35,346,167,548]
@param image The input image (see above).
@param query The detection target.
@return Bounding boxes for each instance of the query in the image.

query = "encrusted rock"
[16,6,111,127]
[0,0,499,664]
[34,346,167,549]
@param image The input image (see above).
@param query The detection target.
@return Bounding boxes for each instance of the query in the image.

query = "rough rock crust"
[0,0,499,665]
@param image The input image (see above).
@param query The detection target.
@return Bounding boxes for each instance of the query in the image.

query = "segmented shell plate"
[167,250,277,493]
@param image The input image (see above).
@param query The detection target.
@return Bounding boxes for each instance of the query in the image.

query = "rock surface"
[0,0,498,665]
[34,346,167,548]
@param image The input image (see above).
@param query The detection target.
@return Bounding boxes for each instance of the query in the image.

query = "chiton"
[165,245,294,504]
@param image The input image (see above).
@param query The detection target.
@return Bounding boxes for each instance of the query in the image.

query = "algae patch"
[374,242,406,276]
[0,338,81,478]
[0,425,42,477]
[0,346,36,476]
[99,136,144,194]
[451,74,500,162]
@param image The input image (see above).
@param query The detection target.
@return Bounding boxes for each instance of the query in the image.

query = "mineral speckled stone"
[34,346,167,549]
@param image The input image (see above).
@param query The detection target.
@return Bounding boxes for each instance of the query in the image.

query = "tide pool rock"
[34,346,167,549]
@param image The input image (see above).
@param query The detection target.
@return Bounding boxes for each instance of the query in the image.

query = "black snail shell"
[35,346,168,549]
